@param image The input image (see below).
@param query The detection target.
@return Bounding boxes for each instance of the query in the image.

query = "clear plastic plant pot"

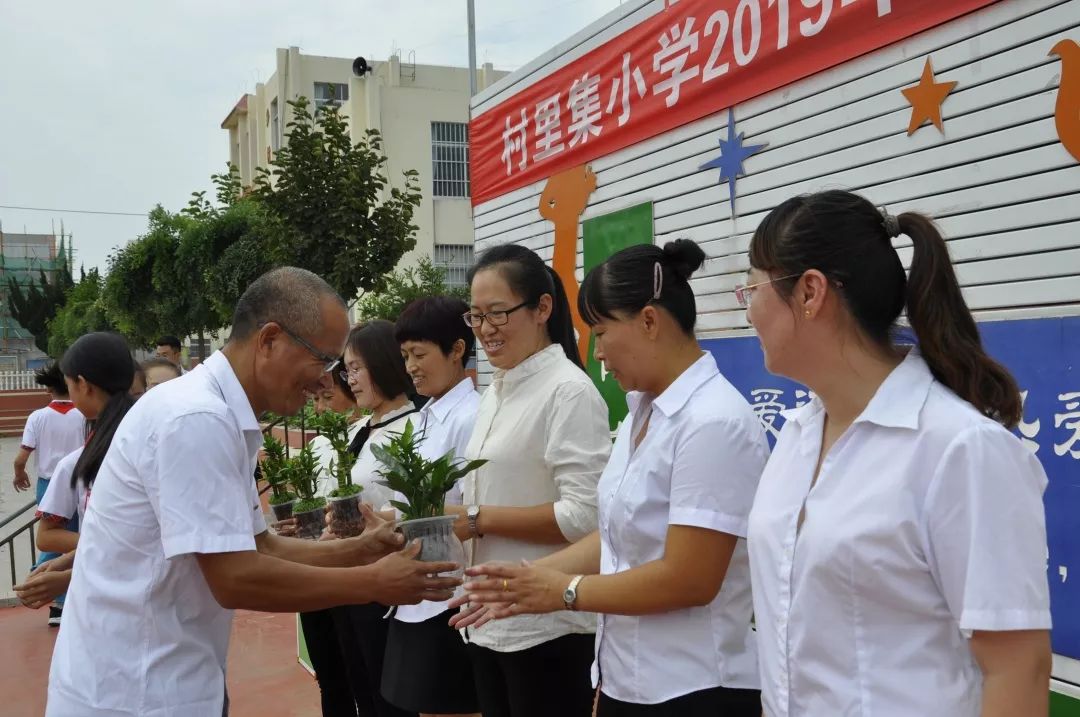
[294,506,326,541]
[269,499,296,523]
[328,495,365,538]
[397,515,465,578]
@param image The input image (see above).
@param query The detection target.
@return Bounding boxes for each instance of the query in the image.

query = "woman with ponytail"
[456,240,769,716]
[18,333,137,614]
[451,244,611,717]
[742,190,1051,716]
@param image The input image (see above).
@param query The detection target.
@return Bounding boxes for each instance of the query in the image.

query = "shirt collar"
[493,343,566,387]
[423,377,475,423]
[789,348,932,431]
[202,351,261,435]
[626,351,718,419]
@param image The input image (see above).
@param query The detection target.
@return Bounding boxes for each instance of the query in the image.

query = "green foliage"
[288,444,325,512]
[262,400,319,429]
[311,409,361,498]
[356,256,471,322]
[46,267,114,356]
[253,97,422,301]
[371,419,487,521]
[260,434,295,504]
[6,238,74,353]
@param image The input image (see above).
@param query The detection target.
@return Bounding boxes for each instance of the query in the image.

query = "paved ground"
[0,606,320,717]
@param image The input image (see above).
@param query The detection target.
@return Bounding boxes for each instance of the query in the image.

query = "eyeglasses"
[733,274,801,308]
[339,366,366,383]
[462,301,533,328]
[261,322,340,374]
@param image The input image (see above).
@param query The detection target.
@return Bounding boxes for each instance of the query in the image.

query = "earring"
[804,310,812,318]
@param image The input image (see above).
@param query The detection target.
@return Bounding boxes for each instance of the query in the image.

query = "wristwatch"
[563,575,585,611]
[466,505,482,538]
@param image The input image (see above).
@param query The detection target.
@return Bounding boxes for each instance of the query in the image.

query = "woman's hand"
[448,600,511,630]
[14,561,72,610]
[458,560,571,618]
[271,518,298,537]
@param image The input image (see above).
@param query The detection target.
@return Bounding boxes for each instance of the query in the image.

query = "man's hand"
[338,503,404,565]
[13,468,31,492]
[15,561,72,609]
[367,540,462,605]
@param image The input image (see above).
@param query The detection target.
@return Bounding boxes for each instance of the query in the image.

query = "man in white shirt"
[47,267,461,717]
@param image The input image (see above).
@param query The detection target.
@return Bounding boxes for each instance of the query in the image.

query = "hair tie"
[880,208,901,239]
[652,261,663,301]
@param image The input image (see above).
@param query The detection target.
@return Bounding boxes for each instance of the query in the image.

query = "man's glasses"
[262,322,340,374]
[462,301,533,328]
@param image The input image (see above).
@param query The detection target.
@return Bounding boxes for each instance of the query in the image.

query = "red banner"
[470,0,998,206]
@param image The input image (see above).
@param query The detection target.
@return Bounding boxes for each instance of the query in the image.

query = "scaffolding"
[0,228,71,360]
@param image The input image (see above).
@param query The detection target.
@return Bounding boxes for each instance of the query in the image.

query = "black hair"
[229,266,345,342]
[579,239,705,335]
[330,355,356,403]
[155,335,181,351]
[394,295,475,368]
[34,361,69,396]
[345,320,414,400]
[59,332,137,488]
[140,357,183,379]
[467,244,583,369]
[749,189,1021,427]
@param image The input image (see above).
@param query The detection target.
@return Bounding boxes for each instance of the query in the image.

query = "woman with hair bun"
[455,239,768,717]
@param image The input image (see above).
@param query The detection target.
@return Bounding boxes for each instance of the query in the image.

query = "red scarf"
[47,400,76,415]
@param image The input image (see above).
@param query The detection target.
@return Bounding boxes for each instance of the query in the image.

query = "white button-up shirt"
[394,377,480,624]
[594,352,767,703]
[21,401,85,479]
[38,446,88,524]
[47,351,267,717]
[748,350,1052,717]
[350,402,419,515]
[462,344,611,652]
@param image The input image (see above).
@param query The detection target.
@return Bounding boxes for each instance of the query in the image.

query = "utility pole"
[467,0,477,96]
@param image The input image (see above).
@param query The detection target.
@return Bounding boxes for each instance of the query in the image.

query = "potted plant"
[314,409,364,538]
[261,434,297,522]
[288,444,327,540]
[371,419,487,571]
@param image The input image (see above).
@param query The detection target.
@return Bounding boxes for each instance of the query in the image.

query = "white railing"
[0,371,39,392]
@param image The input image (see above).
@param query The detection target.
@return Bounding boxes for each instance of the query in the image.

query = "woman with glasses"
[453,240,768,717]
[448,244,611,717]
[333,319,420,717]
[742,190,1051,716]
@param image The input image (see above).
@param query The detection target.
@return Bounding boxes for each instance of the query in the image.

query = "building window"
[432,244,474,290]
[314,82,349,110]
[431,122,470,198]
[270,97,280,152]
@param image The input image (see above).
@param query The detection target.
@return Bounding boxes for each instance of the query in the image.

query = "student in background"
[743,190,1051,717]
[12,361,86,626]
[141,357,183,390]
[381,296,481,717]
[456,240,767,717]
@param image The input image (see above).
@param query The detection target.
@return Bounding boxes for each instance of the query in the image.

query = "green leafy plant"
[260,434,295,505]
[288,444,326,513]
[312,409,362,499]
[371,419,487,521]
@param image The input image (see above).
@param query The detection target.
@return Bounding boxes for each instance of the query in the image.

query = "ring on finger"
[502,578,509,592]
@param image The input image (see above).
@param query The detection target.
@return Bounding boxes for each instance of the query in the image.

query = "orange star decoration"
[901,58,958,135]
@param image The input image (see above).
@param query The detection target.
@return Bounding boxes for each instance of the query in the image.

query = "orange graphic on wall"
[1050,38,1080,163]
[539,165,598,365]
[901,58,957,135]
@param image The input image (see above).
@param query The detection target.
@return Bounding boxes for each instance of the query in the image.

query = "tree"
[6,237,74,352]
[253,97,423,301]
[47,267,114,355]
[355,257,470,322]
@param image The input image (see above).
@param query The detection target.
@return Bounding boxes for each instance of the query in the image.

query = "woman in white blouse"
[741,190,1051,717]
[334,320,419,717]
[449,244,611,717]
[455,240,769,717]
[381,295,482,717]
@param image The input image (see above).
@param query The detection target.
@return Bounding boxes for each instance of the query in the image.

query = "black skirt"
[381,609,479,714]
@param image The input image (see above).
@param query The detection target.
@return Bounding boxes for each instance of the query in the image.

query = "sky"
[0,0,626,273]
